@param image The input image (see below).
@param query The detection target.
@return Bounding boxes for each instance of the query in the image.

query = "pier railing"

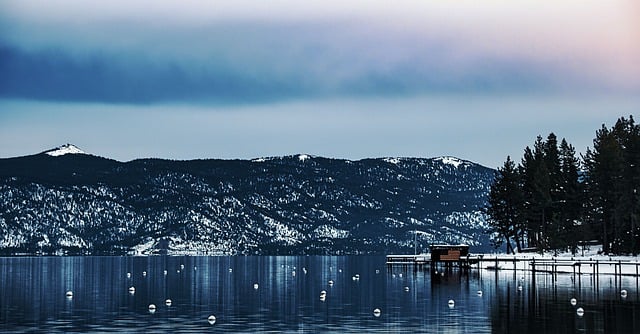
[386,254,640,277]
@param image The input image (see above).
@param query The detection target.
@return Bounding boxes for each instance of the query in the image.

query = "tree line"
[486,116,640,255]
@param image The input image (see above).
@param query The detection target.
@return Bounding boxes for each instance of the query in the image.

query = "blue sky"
[1,0,639,168]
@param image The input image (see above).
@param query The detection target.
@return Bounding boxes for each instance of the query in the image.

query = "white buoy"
[328,280,334,286]
[194,266,197,271]
[180,264,185,270]
[375,269,380,274]
[128,286,135,294]
[253,283,259,290]
[65,291,73,298]
[448,299,455,308]
[208,315,216,325]
[576,307,584,317]
[477,290,483,296]
[165,299,172,306]
[570,298,577,306]
[126,272,131,279]
[621,289,628,298]
[373,308,381,317]
[338,269,342,273]
[392,274,396,278]
[404,286,410,292]
[177,270,181,274]
[148,304,156,314]
[352,276,356,281]
[142,271,147,277]
[399,273,403,278]
[163,270,168,276]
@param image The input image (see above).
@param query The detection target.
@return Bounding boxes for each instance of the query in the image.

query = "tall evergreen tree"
[520,136,554,250]
[543,133,564,252]
[610,116,640,253]
[486,156,523,254]
[556,138,582,253]
[583,124,625,254]
[622,117,640,254]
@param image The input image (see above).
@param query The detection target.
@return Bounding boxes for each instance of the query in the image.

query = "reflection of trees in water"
[488,271,640,333]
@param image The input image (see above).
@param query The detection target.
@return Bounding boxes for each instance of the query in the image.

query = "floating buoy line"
[64,265,630,328]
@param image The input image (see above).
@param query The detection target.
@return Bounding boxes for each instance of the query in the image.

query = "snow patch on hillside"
[45,144,85,156]
[313,225,349,239]
[435,156,465,168]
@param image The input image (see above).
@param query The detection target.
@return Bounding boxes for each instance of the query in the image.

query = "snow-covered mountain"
[0,147,496,255]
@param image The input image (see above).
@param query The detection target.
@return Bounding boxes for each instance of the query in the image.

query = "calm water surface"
[1,256,638,333]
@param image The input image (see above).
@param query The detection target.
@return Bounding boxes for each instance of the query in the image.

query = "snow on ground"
[313,225,349,239]
[383,157,401,164]
[129,237,233,256]
[298,154,310,162]
[130,238,156,255]
[434,156,464,168]
[473,245,640,275]
[45,144,85,156]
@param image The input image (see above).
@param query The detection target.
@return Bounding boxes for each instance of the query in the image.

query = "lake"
[1,256,638,333]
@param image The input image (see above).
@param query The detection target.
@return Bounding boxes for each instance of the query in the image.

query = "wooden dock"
[386,254,432,265]
[387,253,640,279]
[387,245,474,269]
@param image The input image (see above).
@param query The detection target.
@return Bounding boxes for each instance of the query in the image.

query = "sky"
[1,0,639,168]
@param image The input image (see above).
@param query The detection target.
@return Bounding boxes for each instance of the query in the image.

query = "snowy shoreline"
[469,248,640,276]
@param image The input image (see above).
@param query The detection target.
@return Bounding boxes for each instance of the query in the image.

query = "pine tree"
[583,124,625,254]
[486,156,523,254]
[610,116,640,253]
[543,133,564,252]
[520,136,554,250]
[557,138,582,253]
[622,117,640,254]
[519,146,537,248]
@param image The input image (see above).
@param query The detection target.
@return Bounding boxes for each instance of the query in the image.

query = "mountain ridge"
[0,145,496,255]
[13,144,486,169]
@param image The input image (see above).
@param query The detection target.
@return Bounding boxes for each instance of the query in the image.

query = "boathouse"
[429,244,469,262]
[386,244,471,267]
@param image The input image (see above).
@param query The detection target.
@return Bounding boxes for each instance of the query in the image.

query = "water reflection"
[0,256,638,333]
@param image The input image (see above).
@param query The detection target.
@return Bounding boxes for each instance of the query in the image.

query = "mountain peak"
[44,144,86,157]
[434,156,468,168]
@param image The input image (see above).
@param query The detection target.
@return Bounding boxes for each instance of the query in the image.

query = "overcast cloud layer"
[1,0,638,167]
